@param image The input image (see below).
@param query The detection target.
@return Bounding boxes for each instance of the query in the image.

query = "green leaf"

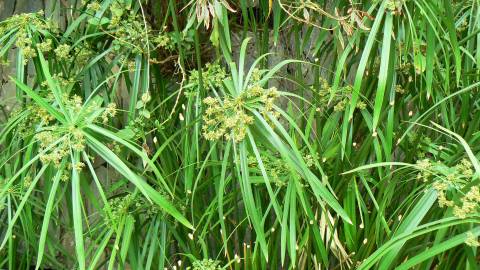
[372,12,393,134]
[85,132,193,229]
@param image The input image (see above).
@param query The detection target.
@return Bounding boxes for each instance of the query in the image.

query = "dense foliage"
[1,0,480,269]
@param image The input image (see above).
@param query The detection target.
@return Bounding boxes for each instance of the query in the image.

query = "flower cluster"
[189,259,222,270]
[54,44,71,60]
[311,78,332,110]
[44,73,75,89]
[416,158,473,185]
[465,232,480,247]
[23,175,32,188]
[37,39,53,52]
[36,129,66,166]
[36,128,84,168]
[395,84,405,94]
[396,62,413,77]
[311,81,366,113]
[111,18,148,54]
[35,127,85,168]
[107,1,160,55]
[104,194,136,227]
[16,31,37,63]
[248,150,316,187]
[415,158,433,182]
[104,190,182,228]
[385,0,406,14]
[417,157,480,218]
[74,45,94,66]
[453,186,480,219]
[102,103,117,124]
[188,62,227,90]
[1,11,58,64]
[456,158,475,179]
[20,91,119,168]
[70,127,87,151]
[248,153,289,187]
[12,104,51,138]
[202,86,279,142]
[432,181,454,208]
[334,99,366,112]
[108,0,132,27]
[0,11,53,35]
[115,55,136,72]
[202,96,253,142]
[86,1,101,12]
[304,154,316,167]
[94,0,183,60]
[152,34,175,51]
[63,94,84,112]
[247,67,267,85]
[457,19,469,33]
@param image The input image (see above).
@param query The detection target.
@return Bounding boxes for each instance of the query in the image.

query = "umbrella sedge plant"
[0,0,480,269]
